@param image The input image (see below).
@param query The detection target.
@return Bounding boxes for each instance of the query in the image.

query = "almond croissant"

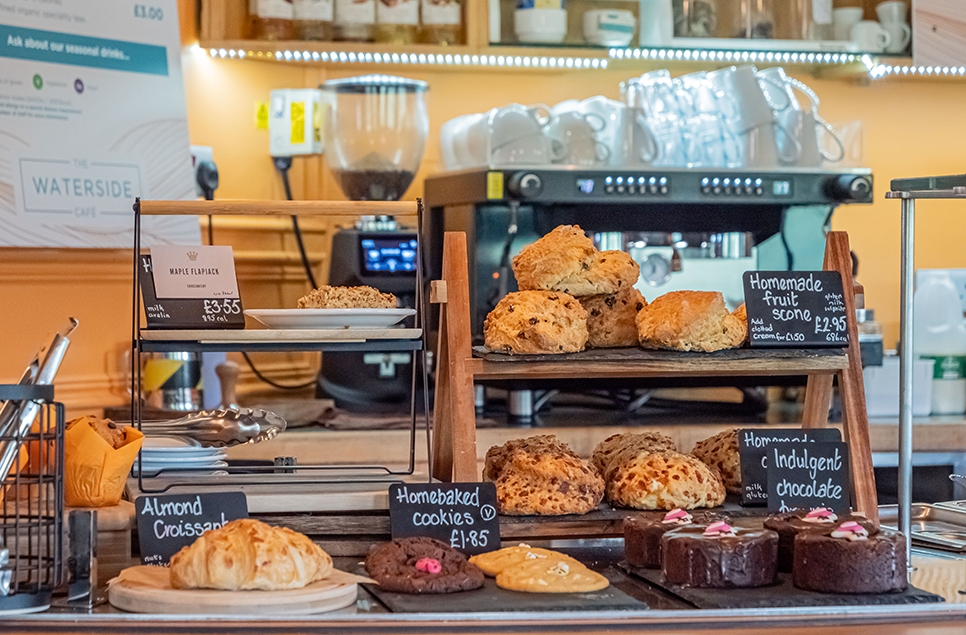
[169,518,333,591]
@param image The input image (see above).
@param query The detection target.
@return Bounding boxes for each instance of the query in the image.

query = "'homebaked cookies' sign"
[135,492,248,565]
[738,428,842,505]
[766,441,851,514]
[742,271,849,347]
[389,483,501,556]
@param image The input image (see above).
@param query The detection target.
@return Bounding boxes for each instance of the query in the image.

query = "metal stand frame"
[887,174,966,567]
[130,198,433,493]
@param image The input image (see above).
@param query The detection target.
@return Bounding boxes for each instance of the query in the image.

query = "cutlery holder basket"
[0,384,65,612]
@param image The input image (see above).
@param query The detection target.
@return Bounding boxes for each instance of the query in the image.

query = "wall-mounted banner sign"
[135,492,248,565]
[0,1,198,247]
[737,428,842,505]
[767,441,851,514]
[389,483,502,556]
[743,271,849,347]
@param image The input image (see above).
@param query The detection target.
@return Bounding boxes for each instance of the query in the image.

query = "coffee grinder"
[316,75,429,411]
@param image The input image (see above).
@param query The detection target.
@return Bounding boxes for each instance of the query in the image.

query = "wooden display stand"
[431,231,878,524]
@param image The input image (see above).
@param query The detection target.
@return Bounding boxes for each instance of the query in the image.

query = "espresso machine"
[424,165,873,418]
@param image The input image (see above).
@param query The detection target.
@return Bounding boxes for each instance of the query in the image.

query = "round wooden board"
[108,566,358,615]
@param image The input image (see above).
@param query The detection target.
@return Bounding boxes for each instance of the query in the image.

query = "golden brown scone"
[485,436,604,516]
[511,225,597,292]
[554,250,641,297]
[297,285,396,309]
[732,303,746,324]
[484,291,588,355]
[496,557,609,593]
[636,290,747,353]
[169,518,333,591]
[591,432,677,480]
[69,416,126,449]
[606,450,726,510]
[582,286,647,348]
[483,435,569,482]
[691,429,741,495]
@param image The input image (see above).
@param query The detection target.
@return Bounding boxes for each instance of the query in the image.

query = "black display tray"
[363,576,646,614]
[620,562,944,609]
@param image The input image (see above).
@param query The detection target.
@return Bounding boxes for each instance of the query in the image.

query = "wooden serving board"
[108,566,360,615]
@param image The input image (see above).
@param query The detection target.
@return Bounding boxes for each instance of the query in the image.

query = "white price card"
[150,245,239,299]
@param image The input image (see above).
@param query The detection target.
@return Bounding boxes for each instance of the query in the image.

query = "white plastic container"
[914,270,966,415]
[515,8,567,43]
[863,356,934,418]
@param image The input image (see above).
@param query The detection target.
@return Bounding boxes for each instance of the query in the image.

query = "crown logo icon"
[186,251,199,261]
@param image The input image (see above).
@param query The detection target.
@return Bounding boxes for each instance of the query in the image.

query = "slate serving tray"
[620,562,944,609]
[364,577,646,614]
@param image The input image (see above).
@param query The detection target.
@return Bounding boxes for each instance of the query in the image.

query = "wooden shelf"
[469,346,848,380]
[138,328,423,353]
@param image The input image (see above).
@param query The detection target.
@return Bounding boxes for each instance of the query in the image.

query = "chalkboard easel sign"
[139,254,246,330]
[767,441,851,513]
[743,271,849,348]
[135,492,249,565]
[389,483,501,556]
[738,428,842,505]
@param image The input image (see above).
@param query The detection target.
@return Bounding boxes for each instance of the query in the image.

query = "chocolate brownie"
[764,508,871,573]
[365,537,485,594]
[623,509,728,569]
[662,522,778,588]
[793,522,907,594]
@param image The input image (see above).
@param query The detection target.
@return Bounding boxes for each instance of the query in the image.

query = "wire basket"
[0,384,65,614]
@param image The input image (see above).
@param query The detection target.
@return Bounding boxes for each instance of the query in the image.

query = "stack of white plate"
[136,436,228,477]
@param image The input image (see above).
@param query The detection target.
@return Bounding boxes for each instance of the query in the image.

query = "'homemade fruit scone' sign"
[742,271,849,347]
[135,492,248,565]
[389,483,501,556]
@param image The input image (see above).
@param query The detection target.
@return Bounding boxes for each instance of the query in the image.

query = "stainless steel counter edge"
[7,603,966,631]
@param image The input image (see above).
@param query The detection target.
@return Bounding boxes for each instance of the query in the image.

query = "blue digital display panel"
[577,178,595,194]
[360,237,418,273]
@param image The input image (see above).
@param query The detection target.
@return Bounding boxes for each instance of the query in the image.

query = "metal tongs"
[138,407,287,447]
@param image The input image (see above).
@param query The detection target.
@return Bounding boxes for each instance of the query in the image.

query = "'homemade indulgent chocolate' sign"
[738,428,842,505]
[743,271,849,347]
[767,441,851,513]
[136,492,248,565]
[389,483,501,556]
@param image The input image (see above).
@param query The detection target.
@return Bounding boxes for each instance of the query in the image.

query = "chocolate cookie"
[365,537,485,594]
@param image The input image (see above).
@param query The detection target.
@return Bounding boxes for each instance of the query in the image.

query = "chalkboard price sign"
[742,271,849,348]
[139,254,246,330]
[767,442,851,513]
[135,492,248,565]
[737,428,842,505]
[389,483,501,556]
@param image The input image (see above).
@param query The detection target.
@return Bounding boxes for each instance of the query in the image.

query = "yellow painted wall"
[3,42,966,415]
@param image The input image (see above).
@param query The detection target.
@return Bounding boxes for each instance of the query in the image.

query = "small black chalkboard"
[135,492,248,565]
[743,271,849,348]
[139,255,245,330]
[389,483,501,556]
[767,441,851,513]
[738,428,842,505]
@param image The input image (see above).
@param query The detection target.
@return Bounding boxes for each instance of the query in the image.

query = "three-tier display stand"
[130,198,431,495]
[431,230,880,527]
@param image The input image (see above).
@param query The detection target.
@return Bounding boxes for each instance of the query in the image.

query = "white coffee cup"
[489,103,549,149]
[577,96,626,166]
[707,65,787,134]
[881,21,911,53]
[876,0,908,25]
[851,20,891,52]
[741,123,780,168]
[547,111,608,165]
[832,7,864,41]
